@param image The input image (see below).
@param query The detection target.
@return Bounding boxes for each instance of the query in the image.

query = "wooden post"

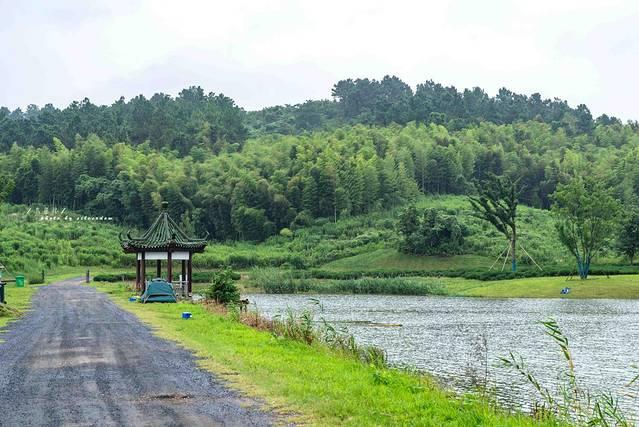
[141,252,146,293]
[181,260,186,294]
[167,251,172,283]
[187,252,193,295]
[135,259,140,291]
[156,260,161,278]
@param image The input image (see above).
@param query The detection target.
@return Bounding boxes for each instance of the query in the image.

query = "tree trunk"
[576,255,589,280]
[583,256,591,279]
[510,227,517,272]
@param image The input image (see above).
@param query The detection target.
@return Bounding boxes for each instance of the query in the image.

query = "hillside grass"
[0,204,125,279]
[324,249,494,271]
[1,194,617,276]
[94,281,559,426]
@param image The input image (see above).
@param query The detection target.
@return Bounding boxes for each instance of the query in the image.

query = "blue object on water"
[182,312,192,319]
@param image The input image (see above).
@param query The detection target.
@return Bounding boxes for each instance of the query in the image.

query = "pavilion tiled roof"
[120,202,208,253]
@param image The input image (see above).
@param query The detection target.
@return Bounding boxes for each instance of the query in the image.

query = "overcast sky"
[1,0,639,119]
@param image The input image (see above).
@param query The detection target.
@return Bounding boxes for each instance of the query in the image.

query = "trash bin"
[15,275,25,287]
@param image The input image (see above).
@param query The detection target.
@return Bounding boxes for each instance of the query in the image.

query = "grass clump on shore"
[250,268,448,295]
[94,281,559,426]
[250,300,389,368]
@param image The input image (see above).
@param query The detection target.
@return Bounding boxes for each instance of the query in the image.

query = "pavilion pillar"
[135,258,140,291]
[187,252,193,295]
[167,250,173,283]
[156,260,161,278]
[181,260,186,288]
[141,252,146,293]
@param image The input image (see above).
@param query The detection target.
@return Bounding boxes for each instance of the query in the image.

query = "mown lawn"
[94,282,560,426]
[323,248,492,271]
[450,274,639,299]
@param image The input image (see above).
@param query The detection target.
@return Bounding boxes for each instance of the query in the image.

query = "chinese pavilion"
[119,202,207,294]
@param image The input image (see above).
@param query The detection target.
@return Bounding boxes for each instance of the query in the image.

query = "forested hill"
[0,75,628,153]
[0,87,247,154]
[247,76,626,135]
[1,76,639,243]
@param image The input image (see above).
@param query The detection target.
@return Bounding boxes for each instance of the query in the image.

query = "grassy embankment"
[93,281,559,426]
[314,248,639,298]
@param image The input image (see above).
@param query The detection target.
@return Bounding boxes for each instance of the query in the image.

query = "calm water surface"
[245,294,639,415]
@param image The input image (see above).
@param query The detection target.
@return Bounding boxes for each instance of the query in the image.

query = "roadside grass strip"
[0,286,38,330]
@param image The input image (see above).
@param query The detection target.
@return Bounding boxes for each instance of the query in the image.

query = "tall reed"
[501,319,632,426]
[243,298,388,368]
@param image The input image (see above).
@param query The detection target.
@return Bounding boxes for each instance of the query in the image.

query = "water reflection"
[246,294,639,415]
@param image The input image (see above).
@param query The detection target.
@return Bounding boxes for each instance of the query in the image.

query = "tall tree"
[469,174,519,271]
[617,209,639,265]
[553,176,621,279]
[0,174,14,202]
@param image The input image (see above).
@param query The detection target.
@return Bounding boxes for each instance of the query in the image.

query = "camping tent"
[140,278,177,303]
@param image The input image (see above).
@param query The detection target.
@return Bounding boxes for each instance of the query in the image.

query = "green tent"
[140,278,177,303]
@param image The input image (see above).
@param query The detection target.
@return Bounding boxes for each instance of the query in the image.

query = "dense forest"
[1,76,638,242]
[247,76,627,135]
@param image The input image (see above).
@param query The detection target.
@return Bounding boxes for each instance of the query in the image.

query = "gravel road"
[0,278,275,426]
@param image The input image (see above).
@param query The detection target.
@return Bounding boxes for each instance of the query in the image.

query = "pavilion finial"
[161,201,168,211]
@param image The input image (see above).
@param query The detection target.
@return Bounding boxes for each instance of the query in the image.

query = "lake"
[245,293,639,416]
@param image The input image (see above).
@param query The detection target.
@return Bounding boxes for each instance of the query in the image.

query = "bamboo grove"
[1,77,639,243]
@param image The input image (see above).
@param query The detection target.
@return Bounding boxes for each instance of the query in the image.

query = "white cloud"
[1,0,638,119]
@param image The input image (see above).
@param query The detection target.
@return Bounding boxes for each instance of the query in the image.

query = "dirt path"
[0,279,274,426]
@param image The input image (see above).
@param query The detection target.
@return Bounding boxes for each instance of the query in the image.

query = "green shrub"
[279,227,293,238]
[251,267,300,293]
[27,274,45,285]
[398,206,466,255]
[205,268,240,305]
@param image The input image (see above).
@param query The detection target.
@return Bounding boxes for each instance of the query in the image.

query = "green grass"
[249,269,639,299]
[0,285,39,329]
[94,282,559,426]
[324,249,493,271]
[449,274,639,299]
[255,274,450,296]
